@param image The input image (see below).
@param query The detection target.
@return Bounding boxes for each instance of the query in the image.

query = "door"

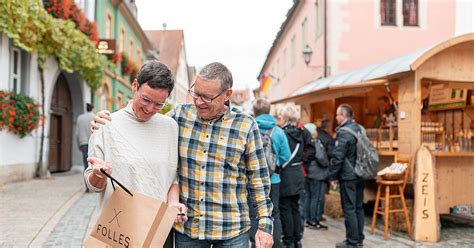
[48,74,73,173]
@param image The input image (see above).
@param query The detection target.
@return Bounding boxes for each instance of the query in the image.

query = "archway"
[48,74,73,173]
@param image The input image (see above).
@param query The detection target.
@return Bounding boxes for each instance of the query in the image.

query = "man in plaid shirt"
[170,62,273,248]
[92,62,273,248]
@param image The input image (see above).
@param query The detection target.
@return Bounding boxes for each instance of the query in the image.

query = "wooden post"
[413,145,440,242]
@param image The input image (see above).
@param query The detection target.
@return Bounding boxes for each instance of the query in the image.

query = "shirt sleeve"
[245,121,274,234]
[84,126,106,192]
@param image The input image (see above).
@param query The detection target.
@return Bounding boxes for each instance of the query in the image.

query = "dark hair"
[320,119,331,130]
[136,60,174,94]
[338,104,353,118]
[377,96,390,103]
[86,103,94,112]
[253,98,271,116]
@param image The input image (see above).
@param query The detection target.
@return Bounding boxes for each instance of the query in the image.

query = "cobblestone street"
[0,167,472,247]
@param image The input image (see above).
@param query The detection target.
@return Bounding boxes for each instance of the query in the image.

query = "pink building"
[258,0,459,102]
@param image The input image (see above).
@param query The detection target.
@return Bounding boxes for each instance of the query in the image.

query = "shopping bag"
[85,169,178,247]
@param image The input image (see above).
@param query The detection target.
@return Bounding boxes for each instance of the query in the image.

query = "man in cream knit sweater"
[84,60,187,248]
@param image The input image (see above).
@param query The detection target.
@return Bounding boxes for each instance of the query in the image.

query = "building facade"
[94,0,155,112]
[146,30,191,105]
[258,0,462,103]
[0,0,103,184]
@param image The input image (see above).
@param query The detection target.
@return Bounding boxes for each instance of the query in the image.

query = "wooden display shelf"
[421,130,445,134]
[432,151,474,157]
[378,150,398,157]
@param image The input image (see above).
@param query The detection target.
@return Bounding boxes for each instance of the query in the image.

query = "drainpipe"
[323,0,328,77]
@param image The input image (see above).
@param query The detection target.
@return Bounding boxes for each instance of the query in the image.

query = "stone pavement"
[1,167,473,247]
[0,166,86,248]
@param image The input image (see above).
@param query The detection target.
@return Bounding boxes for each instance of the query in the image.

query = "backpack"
[339,125,379,180]
[314,139,329,168]
[261,128,276,175]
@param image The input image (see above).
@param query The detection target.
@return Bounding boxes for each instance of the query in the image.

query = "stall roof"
[290,47,430,98]
[273,33,474,104]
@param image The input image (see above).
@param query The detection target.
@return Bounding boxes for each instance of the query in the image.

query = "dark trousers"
[80,144,88,170]
[280,194,301,245]
[175,231,249,248]
[340,179,365,245]
[304,179,326,225]
[249,183,282,247]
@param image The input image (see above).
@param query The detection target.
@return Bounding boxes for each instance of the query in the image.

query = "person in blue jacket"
[249,98,292,248]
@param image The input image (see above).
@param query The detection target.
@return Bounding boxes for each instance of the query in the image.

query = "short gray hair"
[253,98,271,116]
[282,105,300,125]
[338,104,353,118]
[197,62,233,90]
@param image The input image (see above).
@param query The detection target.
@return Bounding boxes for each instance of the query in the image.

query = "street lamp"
[302,44,313,66]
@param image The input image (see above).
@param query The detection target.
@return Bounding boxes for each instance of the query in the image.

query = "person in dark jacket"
[249,98,292,248]
[316,119,335,222]
[328,104,365,248]
[303,123,329,230]
[279,105,315,248]
[318,119,335,160]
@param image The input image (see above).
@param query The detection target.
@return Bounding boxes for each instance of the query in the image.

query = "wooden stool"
[370,157,412,240]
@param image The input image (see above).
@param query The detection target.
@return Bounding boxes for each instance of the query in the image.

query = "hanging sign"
[97,39,116,58]
[428,84,468,111]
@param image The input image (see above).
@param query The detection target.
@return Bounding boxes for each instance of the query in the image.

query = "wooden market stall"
[273,33,474,242]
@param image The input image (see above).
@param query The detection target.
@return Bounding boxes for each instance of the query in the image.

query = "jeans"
[304,179,327,225]
[249,183,281,247]
[280,194,301,245]
[340,179,365,245]
[175,231,249,248]
[80,144,88,170]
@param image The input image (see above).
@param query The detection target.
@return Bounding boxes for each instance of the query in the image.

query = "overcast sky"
[135,0,293,90]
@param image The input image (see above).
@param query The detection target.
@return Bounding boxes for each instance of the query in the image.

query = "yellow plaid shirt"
[169,104,273,240]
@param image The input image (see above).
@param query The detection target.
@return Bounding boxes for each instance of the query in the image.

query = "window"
[100,83,111,110]
[381,0,396,26]
[137,49,142,66]
[282,48,287,76]
[276,59,280,79]
[129,40,134,61]
[105,12,113,39]
[301,17,307,49]
[75,0,95,20]
[119,28,125,52]
[403,0,418,26]
[10,47,21,94]
[291,35,296,67]
[315,0,324,39]
[117,91,124,109]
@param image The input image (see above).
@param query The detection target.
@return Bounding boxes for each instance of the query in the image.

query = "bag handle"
[100,168,134,197]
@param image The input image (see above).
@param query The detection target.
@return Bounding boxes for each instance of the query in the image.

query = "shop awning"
[273,47,430,104]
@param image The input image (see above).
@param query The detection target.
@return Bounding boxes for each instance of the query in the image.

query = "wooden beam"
[411,33,474,70]
[294,87,374,105]
[328,79,389,90]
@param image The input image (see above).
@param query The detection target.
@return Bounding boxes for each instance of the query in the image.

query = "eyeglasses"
[188,83,226,103]
[138,92,167,109]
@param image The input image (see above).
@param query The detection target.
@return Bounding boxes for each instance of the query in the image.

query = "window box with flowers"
[0,90,41,138]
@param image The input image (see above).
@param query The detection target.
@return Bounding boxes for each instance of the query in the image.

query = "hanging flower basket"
[0,90,41,138]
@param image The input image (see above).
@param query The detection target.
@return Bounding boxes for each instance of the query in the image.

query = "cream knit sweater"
[84,103,178,212]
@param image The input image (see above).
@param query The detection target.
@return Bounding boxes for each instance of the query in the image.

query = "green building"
[94,0,156,111]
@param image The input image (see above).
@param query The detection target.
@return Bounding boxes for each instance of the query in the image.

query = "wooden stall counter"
[434,154,474,215]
